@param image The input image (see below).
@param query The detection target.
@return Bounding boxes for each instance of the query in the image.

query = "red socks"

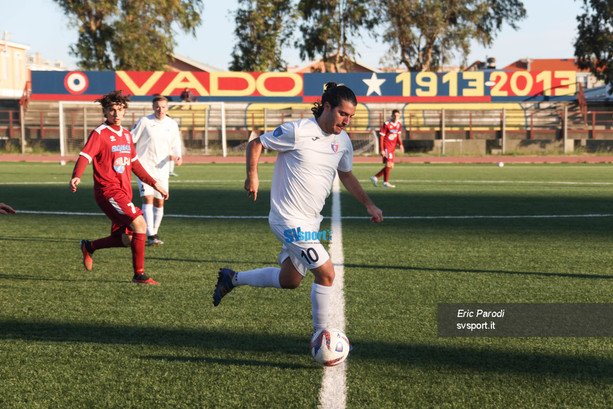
[376,166,391,182]
[130,233,146,275]
[91,235,124,250]
[90,233,147,275]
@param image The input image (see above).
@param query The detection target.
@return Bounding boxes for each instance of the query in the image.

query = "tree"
[378,0,526,71]
[574,0,613,92]
[296,0,377,72]
[230,0,295,72]
[54,0,204,70]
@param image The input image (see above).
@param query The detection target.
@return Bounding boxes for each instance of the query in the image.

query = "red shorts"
[95,191,142,236]
[383,149,395,164]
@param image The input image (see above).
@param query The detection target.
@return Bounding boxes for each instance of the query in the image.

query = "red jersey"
[380,119,402,153]
[79,123,138,200]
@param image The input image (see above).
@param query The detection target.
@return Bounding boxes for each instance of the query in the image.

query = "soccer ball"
[497,161,504,167]
[310,328,351,366]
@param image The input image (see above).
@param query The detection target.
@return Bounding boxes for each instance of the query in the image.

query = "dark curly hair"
[311,82,357,118]
[95,90,130,110]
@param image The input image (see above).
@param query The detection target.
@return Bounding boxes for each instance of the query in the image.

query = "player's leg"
[141,196,155,238]
[383,154,396,188]
[79,195,135,271]
[151,197,165,244]
[138,178,158,245]
[309,259,335,331]
[213,222,328,306]
[128,215,158,284]
[213,263,283,306]
[372,151,388,186]
[150,178,168,245]
[169,160,178,177]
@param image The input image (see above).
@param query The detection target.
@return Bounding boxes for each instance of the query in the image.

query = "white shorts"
[269,221,331,276]
[137,177,168,200]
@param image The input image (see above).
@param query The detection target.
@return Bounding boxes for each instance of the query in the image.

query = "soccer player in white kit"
[213,82,384,336]
[131,95,182,246]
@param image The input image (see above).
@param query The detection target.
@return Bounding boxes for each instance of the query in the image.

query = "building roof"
[167,53,225,72]
[503,58,590,72]
[288,57,382,73]
[0,38,30,51]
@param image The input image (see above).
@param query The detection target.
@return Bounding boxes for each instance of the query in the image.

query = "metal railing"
[2,103,612,155]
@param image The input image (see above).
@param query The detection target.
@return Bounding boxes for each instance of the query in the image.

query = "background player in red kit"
[371,109,404,188]
[69,90,168,284]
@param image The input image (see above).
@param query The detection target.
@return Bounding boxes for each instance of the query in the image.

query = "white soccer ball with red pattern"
[310,328,351,366]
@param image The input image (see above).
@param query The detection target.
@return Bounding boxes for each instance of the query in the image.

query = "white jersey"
[260,117,353,225]
[131,114,181,181]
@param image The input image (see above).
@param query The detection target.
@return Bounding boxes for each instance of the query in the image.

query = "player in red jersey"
[69,90,169,285]
[371,109,404,188]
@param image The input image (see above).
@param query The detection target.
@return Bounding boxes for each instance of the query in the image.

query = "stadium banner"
[30,70,578,102]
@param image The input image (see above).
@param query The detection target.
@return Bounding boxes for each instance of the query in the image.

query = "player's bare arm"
[69,177,81,192]
[245,137,263,201]
[0,202,16,215]
[337,170,383,223]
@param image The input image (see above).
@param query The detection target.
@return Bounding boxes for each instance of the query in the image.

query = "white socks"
[232,268,332,330]
[311,283,332,330]
[142,204,164,236]
[234,267,282,288]
[142,203,154,236]
[152,206,164,235]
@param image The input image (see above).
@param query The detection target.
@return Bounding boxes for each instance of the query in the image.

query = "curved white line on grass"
[318,175,347,409]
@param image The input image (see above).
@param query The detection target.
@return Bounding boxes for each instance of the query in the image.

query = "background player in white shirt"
[131,95,182,246]
[213,82,383,337]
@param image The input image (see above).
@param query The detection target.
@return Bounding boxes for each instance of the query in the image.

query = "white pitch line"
[14,210,268,218]
[318,175,347,409]
[4,178,613,186]
[13,210,613,220]
[359,179,613,186]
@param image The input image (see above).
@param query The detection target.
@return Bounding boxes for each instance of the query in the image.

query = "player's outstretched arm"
[245,137,263,201]
[0,203,16,215]
[337,170,383,223]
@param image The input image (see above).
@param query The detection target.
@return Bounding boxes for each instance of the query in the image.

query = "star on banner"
[362,73,386,96]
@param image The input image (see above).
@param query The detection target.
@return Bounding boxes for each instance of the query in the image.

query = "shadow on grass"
[0,274,123,283]
[0,235,81,244]
[147,256,276,266]
[1,319,610,379]
[343,263,613,280]
[143,355,312,369]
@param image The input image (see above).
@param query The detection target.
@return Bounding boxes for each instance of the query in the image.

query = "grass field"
[0,161,612,408]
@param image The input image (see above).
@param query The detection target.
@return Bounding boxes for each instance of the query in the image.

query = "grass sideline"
[1,162,612,408]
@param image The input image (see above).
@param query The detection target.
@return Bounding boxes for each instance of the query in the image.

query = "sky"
[1,0,584,71]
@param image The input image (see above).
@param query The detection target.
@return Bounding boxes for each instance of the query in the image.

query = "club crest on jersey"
[331,142,339,153]
[113,157,130,174]
[272,126,283,137]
